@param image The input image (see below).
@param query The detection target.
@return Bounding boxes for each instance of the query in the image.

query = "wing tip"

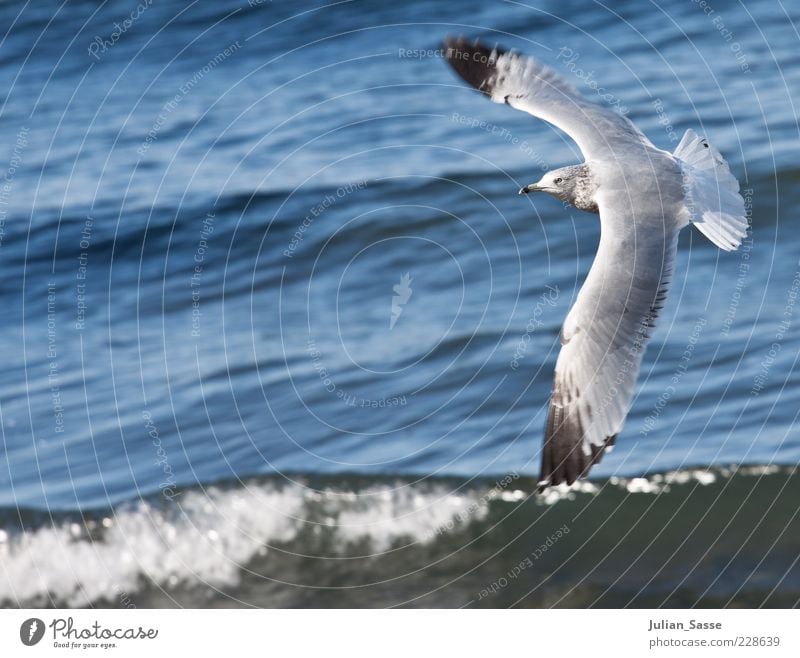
[442,35,506,96]
[537,419,617,493]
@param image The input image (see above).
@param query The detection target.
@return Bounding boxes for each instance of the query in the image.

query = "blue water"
[0,0,798,607]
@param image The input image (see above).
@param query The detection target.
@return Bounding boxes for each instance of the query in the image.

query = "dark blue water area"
[0,0,798,513]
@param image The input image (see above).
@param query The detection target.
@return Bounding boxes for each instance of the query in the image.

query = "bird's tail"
[674,129,748,251]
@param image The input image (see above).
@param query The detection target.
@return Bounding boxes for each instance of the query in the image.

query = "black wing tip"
[442,35,507,95]
[537,420,617,494]
[442,34,505,56]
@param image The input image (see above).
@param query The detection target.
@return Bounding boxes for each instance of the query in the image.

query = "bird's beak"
[518,183,541,195]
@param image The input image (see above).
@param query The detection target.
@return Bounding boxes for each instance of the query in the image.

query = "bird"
[442,37,748,491]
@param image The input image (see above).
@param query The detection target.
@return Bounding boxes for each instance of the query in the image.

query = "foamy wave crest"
[0,480,490,607]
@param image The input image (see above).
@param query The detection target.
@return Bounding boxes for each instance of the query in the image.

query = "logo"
[20,618,45,646]
[390,273,413,329]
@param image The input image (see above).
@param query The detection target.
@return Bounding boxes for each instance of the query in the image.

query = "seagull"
[443,37,747,490]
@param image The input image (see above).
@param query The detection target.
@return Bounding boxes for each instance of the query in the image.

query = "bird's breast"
[594,155,685,220]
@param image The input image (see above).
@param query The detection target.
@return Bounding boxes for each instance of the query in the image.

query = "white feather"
[674,129,748,251]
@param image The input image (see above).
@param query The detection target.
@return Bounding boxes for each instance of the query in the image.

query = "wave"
[1,465,796,608]
[0,477,490,607]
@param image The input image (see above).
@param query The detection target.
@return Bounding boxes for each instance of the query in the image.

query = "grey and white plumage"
[443,37,747,490]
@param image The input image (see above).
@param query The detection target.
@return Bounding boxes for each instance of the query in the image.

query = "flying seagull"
[443,37,747,490]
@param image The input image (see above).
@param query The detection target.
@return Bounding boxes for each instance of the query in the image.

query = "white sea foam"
[334,485,490,550]
[0,466,789,606]
[538,480,600,505]
[0,480,491,607]
[540,464,785,500]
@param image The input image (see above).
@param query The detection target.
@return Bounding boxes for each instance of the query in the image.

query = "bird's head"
[519,167,577,199]
[518,164,597,212]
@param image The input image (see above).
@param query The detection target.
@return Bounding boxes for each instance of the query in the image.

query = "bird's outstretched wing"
[539,189,680,488]
[443,37,654,160]
[444,37,682,487]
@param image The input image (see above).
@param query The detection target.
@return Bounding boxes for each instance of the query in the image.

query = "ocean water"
[0,0,798,608]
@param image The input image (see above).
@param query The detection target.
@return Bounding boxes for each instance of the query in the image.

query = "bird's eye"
[554,177,563,184]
